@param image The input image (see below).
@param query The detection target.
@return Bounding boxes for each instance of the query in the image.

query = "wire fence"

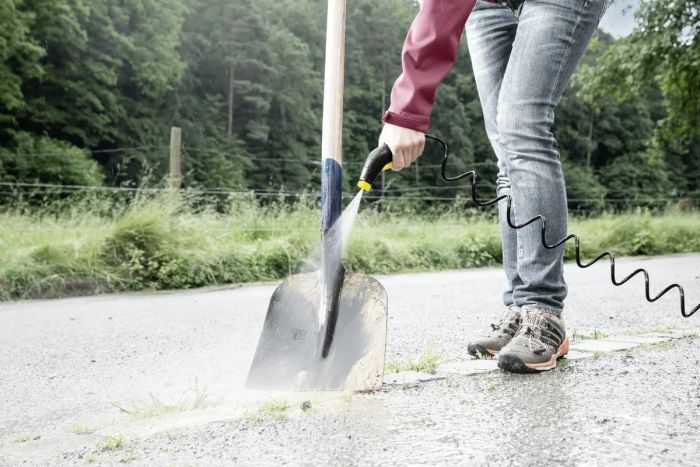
[0,146,168,158]
[0,180,697,206]
[1,142,698,210]
[0,144,494,168]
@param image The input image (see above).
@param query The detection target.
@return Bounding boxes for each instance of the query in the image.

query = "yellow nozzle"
[358,163,392,192]
[357,180,372,192]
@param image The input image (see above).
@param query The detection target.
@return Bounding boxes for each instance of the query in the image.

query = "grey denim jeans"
[466,0,606,315]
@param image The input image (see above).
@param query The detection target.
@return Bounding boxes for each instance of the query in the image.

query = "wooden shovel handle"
[321,0,346,164]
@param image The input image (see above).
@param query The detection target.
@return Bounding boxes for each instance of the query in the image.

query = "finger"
[402,149,413,169]
[418,137,426,158]
[392,149,404,171]
[409,141,419,164]
[406,144,415,165]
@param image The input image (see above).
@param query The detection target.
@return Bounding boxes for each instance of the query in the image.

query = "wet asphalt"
[0,254,699,466]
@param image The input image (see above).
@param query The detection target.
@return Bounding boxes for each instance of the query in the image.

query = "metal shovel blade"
[246,271,388,391]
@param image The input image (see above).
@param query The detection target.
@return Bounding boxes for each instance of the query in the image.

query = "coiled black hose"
[423,134,698,318]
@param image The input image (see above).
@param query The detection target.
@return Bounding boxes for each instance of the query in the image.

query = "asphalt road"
[1,254,699,466]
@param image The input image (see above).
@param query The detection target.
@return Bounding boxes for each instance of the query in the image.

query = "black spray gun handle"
[356,144,392,192]
[357,134,447,192]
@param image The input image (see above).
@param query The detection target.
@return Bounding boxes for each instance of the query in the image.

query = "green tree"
[599,151,675,209]
[14,0,186,185]
[0,0,44,145]
[586,0,699,194]
[0,0,690,211]
[0,133,103,187]
[178,0,322,191]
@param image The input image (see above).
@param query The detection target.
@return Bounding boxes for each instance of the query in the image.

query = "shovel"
[246,0,388,391]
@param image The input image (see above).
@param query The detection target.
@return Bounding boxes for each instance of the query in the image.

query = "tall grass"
[0,194,698,300]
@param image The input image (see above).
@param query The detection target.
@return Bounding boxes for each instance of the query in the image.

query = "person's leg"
[496,0,607,372]
[466,0,521,308]
[497,0,606,315]
[464,0,523,358]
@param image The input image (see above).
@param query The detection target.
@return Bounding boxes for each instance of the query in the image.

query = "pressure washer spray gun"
[357,144,394,193]
[357,134,699,319]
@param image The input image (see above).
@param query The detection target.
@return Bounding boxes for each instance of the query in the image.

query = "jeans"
[466,0,606,315]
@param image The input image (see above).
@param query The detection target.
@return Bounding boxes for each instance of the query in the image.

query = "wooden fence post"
[169,127,182,191]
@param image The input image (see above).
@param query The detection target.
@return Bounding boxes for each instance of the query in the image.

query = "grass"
[111,380,210,420]
[118,451,137,463]
[244,399,291,422]
[13,433,40,443]
[624,334,696,357]
[650,339,676,350]
[96,435,126,451]
[385,342,444,374]
[571,329,607,341]
[66,422,95,435]
[632,326,674,335]
[1,194,699,300]
[84,453,97,463]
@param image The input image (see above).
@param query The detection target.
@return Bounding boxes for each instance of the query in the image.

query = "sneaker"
[467,305,522,358]
[497,306,569,373]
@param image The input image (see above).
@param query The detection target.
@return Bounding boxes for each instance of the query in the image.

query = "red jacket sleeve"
[383,0,476,132]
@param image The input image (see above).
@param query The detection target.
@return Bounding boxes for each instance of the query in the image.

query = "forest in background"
[0,0,698,211]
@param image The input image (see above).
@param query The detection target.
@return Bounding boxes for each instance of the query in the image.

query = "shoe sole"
[467,343,500,358]
[497,337,570,374]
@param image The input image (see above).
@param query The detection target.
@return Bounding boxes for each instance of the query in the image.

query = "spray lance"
[357,134,699,318]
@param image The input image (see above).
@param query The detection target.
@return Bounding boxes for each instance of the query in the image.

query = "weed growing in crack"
[111,379,210,420]
[572,330,607,341]
[384,342,444,374]
[96,435,126,451]
[245,399,290,422]
[66,422,95,435]
[13,433,40,443]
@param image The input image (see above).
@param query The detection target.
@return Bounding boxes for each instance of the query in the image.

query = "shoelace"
[515,313,561,354]
[488,308,520,337]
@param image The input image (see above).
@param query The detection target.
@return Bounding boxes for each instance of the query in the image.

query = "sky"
[598,0,641,38]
